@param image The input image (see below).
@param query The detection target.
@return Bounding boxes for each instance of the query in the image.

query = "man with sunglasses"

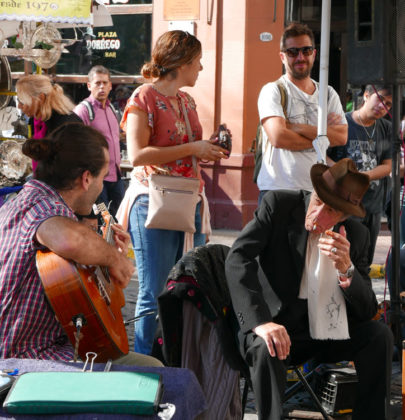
[256,22,347,203]
[328,84,392,265]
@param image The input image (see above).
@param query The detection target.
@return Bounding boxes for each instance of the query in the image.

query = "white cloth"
[257,74,346,192]
[116,171,148,231]
[299,233,349,340]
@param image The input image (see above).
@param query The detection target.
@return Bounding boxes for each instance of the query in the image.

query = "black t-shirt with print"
[328,112,392,214]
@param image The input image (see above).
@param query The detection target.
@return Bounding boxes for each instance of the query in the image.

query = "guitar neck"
[96,203,116,245]
[104,217,115,246]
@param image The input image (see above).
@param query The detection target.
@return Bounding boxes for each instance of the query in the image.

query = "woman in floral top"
[119,30,229,355]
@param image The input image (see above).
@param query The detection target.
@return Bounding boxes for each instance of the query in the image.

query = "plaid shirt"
[0,180,76,361]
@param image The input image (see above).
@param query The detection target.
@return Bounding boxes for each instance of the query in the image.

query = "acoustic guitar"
[36,203,129,363]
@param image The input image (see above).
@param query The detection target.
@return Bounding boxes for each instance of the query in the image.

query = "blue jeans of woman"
[129,194,205,355]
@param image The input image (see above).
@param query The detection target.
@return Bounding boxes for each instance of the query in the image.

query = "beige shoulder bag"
[145,96,200,233]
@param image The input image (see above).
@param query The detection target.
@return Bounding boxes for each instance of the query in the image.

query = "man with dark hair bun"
[0,123,161,367]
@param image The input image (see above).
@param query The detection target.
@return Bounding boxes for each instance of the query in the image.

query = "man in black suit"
[225,158,393,420]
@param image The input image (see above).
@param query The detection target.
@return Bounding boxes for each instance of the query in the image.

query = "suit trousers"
[239,319,393,420]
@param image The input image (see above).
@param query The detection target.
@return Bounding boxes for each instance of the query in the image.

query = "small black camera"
[217,124,232,154]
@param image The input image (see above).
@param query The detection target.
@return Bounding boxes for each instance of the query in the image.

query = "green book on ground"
[3,371,163,415]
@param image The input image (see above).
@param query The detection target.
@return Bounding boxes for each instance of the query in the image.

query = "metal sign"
[259,32,273,42]
[164,0,200,21]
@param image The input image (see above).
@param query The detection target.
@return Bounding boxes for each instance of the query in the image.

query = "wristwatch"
[338,263,355,279]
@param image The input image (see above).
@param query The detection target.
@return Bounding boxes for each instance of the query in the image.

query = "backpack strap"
[108,102,121,124]
[262,81,288,156]
[80,100,121,124]
[80,100,95,122]
[252,80,290,183]
[276,81,288,120]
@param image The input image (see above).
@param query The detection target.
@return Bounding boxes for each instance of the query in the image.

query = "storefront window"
[56,13,151,76]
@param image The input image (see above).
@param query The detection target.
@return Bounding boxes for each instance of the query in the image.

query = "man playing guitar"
[0,122,161,367]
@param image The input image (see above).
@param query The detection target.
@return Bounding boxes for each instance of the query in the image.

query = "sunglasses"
[283,46,314,58]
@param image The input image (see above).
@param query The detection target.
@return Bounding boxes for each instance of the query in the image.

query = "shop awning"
[0,0,93,25]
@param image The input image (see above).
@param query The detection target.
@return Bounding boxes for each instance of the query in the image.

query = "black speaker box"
[316,368,358,415]
[347,0,405,85]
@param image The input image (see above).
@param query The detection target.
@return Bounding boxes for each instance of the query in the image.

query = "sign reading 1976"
[24,2,60,12]
[0,0,92,24]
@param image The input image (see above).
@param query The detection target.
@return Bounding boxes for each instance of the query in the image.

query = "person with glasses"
[256,22,347,204]
[328,84,392,265]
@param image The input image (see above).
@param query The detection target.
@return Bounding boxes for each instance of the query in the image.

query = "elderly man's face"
[305,193,345,234]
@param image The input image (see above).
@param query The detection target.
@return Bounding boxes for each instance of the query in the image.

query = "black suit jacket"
[225,190,378,334]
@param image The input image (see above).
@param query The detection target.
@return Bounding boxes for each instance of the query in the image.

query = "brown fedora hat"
[310,158,370,218]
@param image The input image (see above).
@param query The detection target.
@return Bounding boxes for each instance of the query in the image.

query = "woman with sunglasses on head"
[16,74,82,173]
[118,30,229,355]
[256,21,347,205]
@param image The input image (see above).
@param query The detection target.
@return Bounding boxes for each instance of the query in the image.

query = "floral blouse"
[121,83,204,187]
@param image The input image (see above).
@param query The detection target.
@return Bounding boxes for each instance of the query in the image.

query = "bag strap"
[277,81,288,120]
[262,82,288,157]
[180,95,198,177]
[108,102,122,124]
[80,100,95,122]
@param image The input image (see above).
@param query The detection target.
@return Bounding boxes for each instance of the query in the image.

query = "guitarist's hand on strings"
[108,224,134,288]
[111,224,131,254]
[108,255,134,289]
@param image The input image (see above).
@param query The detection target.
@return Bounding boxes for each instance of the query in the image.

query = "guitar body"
[36,249,129,363]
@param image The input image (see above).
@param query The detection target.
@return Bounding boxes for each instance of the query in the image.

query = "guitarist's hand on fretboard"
[93,203,134,289]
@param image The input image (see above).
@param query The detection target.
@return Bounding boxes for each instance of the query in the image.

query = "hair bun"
[22,138,53,161]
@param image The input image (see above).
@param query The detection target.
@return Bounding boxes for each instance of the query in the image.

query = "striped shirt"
[0,180,76,361]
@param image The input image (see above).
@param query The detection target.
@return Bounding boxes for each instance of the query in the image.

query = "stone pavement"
[123,228,401,420]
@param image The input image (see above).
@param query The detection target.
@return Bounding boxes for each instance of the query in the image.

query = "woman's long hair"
[16,75,75,122]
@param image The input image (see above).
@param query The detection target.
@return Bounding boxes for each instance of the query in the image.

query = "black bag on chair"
[151,244,250,420]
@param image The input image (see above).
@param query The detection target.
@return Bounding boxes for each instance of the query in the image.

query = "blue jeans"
[129,194,205,354]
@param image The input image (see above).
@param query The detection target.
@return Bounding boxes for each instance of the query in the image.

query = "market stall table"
[0,358,206,420]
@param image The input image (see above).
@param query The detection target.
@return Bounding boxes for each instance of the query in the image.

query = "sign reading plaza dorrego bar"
[87,31,121,58]
[0,0,92,24]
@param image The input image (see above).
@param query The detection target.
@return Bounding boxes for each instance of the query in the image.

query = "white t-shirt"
[257,74,346,192]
